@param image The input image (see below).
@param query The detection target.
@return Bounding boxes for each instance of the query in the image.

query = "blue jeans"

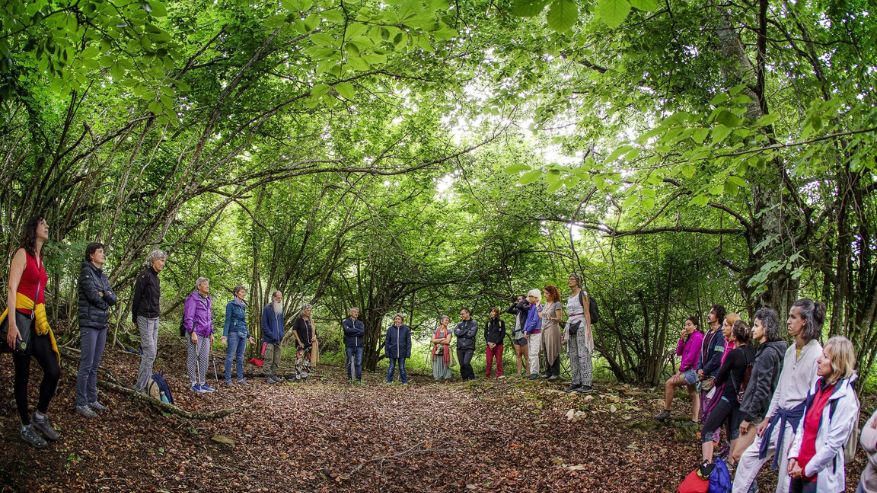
[345,346,363,381]
[387,358,408,383]
[224,333,247,382]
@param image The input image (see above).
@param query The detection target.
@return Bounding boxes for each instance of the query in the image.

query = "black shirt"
[131,266,161,320]
[294,317,313,348]
[715,345,756,402]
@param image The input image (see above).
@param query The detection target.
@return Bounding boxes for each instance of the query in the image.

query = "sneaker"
[75,405,97,418]
[201,384,216,393]
[31,413,59,441]
[548,375,559,381]
[697,461,715,480]
[267,376,278,384]
[236,378,247,385]
[225,380,233,386]
[88,401,108,412]
[528,373,539,380]
[497,375,506,379]
[577,385,594,393]
[655,409,671,422]
[20,425,48,448]
[565,384,582,393]
[191,384,205,393]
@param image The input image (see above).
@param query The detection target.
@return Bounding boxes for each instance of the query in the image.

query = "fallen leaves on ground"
[0,345,870,492]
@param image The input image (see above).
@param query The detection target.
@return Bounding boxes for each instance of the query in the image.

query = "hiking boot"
[31,413,59,441]
[88,401,108,412]
[528,373,539,380]
[201,384,216,393]
[548,375,559,381]
[565,384,582,393]
[236,378,247,385]
[75,405,97,418]
[267,376,278,384]
[697,461,715,480]
[655,409,671,422]
[577,385,594,393]
[20,425,48,449]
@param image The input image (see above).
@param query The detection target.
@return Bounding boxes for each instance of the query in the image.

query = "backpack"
[146,372,174,405]
[677,469,709,493]
[707,458,732,493]
[577,291,601,325]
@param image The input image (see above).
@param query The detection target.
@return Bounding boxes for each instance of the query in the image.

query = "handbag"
[568,320,581,336]
[0,279,39,354]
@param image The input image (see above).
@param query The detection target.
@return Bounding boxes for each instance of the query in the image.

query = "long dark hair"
[20,215,45,258]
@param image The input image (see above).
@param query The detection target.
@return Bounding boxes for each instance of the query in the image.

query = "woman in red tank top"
[3,215,61,448]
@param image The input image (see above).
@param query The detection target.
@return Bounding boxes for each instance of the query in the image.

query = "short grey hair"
[272,290,282,298]
[527,288,542,301]
[195,277,209,289]
[301,304,313,311]
[145,249,167,267]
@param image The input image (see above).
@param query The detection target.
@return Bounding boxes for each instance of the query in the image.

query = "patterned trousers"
[186,336,210,385]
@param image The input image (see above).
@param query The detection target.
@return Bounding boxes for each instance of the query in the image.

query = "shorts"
[682,369,698,385]
[513,337,527,346]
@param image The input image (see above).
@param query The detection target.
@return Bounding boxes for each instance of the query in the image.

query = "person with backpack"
[506,295,530,377]
[858,407,877,493]
[261,290,285,384]
[732,299,824,493]
[385,313,411,384]
[564,273,596,393]
[132,249,167,393]
[698,319,755,478]
[484,307,506,379]
[523,289,543,380]
[655,316,704,422]
[431,315,453,382]
[342,307,365,384]
[75,242,118,418]
[2,216,61,448]
[222,285,254,385]
[183,277,216,393]
[787,336,859,493]
[454,308,478,381]
[732,308,787,463]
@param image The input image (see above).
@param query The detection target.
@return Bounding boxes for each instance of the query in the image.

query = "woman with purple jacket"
[183,277,216,393]
[656,316,704,422]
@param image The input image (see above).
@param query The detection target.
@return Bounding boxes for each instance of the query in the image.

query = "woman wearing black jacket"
[484,308,506,379]
[731,308,787,463]
[75,243,117,418]
[699,320,755,477]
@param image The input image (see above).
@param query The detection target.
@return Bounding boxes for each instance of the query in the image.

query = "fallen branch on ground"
[97,379,237,420]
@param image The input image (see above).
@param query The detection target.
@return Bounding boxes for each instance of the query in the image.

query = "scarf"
[0,291,59,362]
[432,326,450,366]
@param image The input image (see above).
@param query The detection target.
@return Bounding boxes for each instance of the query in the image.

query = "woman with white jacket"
[787,336,859,493]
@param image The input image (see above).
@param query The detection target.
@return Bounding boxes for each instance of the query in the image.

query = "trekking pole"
[212,351,218,381]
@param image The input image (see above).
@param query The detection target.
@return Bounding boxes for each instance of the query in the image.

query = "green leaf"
[691,127,709,144]
[546,0,578,32]
[595,0,630,28]
[509,0,548,17]
[709,93,729,106]
[715,109,740,127]
[505,163,531,174]
[681,164,696,178]
[519,169,543,184]
[726,175,747,188]
[335,82,355,99]
[712,124,732,143]
[754,113,779,128]
[147,0,167,17]
[311,83,330,96]
[629,0,657,10]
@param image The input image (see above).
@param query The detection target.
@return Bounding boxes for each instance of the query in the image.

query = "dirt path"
[0,347,868,492]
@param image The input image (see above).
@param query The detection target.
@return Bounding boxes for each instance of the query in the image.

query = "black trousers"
[457,348,474,380]
[12,334,60,425]
[789,478,817,493]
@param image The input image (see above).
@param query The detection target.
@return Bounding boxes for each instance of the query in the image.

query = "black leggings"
[701,396,741,443]
[12,334,60,425]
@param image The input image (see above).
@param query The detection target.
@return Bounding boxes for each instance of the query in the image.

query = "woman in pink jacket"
[656,316,704,423]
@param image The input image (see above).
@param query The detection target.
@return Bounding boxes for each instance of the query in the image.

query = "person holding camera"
[506,295,530,377]
[431,315,453,381]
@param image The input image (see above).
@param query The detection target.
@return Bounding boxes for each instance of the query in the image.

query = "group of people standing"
[1,216,320,448]
[659,300,874,493]
[344,273,597,393]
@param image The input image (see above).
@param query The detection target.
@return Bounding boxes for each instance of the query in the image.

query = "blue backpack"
[146,372,174,405]
[708,458,732,493]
